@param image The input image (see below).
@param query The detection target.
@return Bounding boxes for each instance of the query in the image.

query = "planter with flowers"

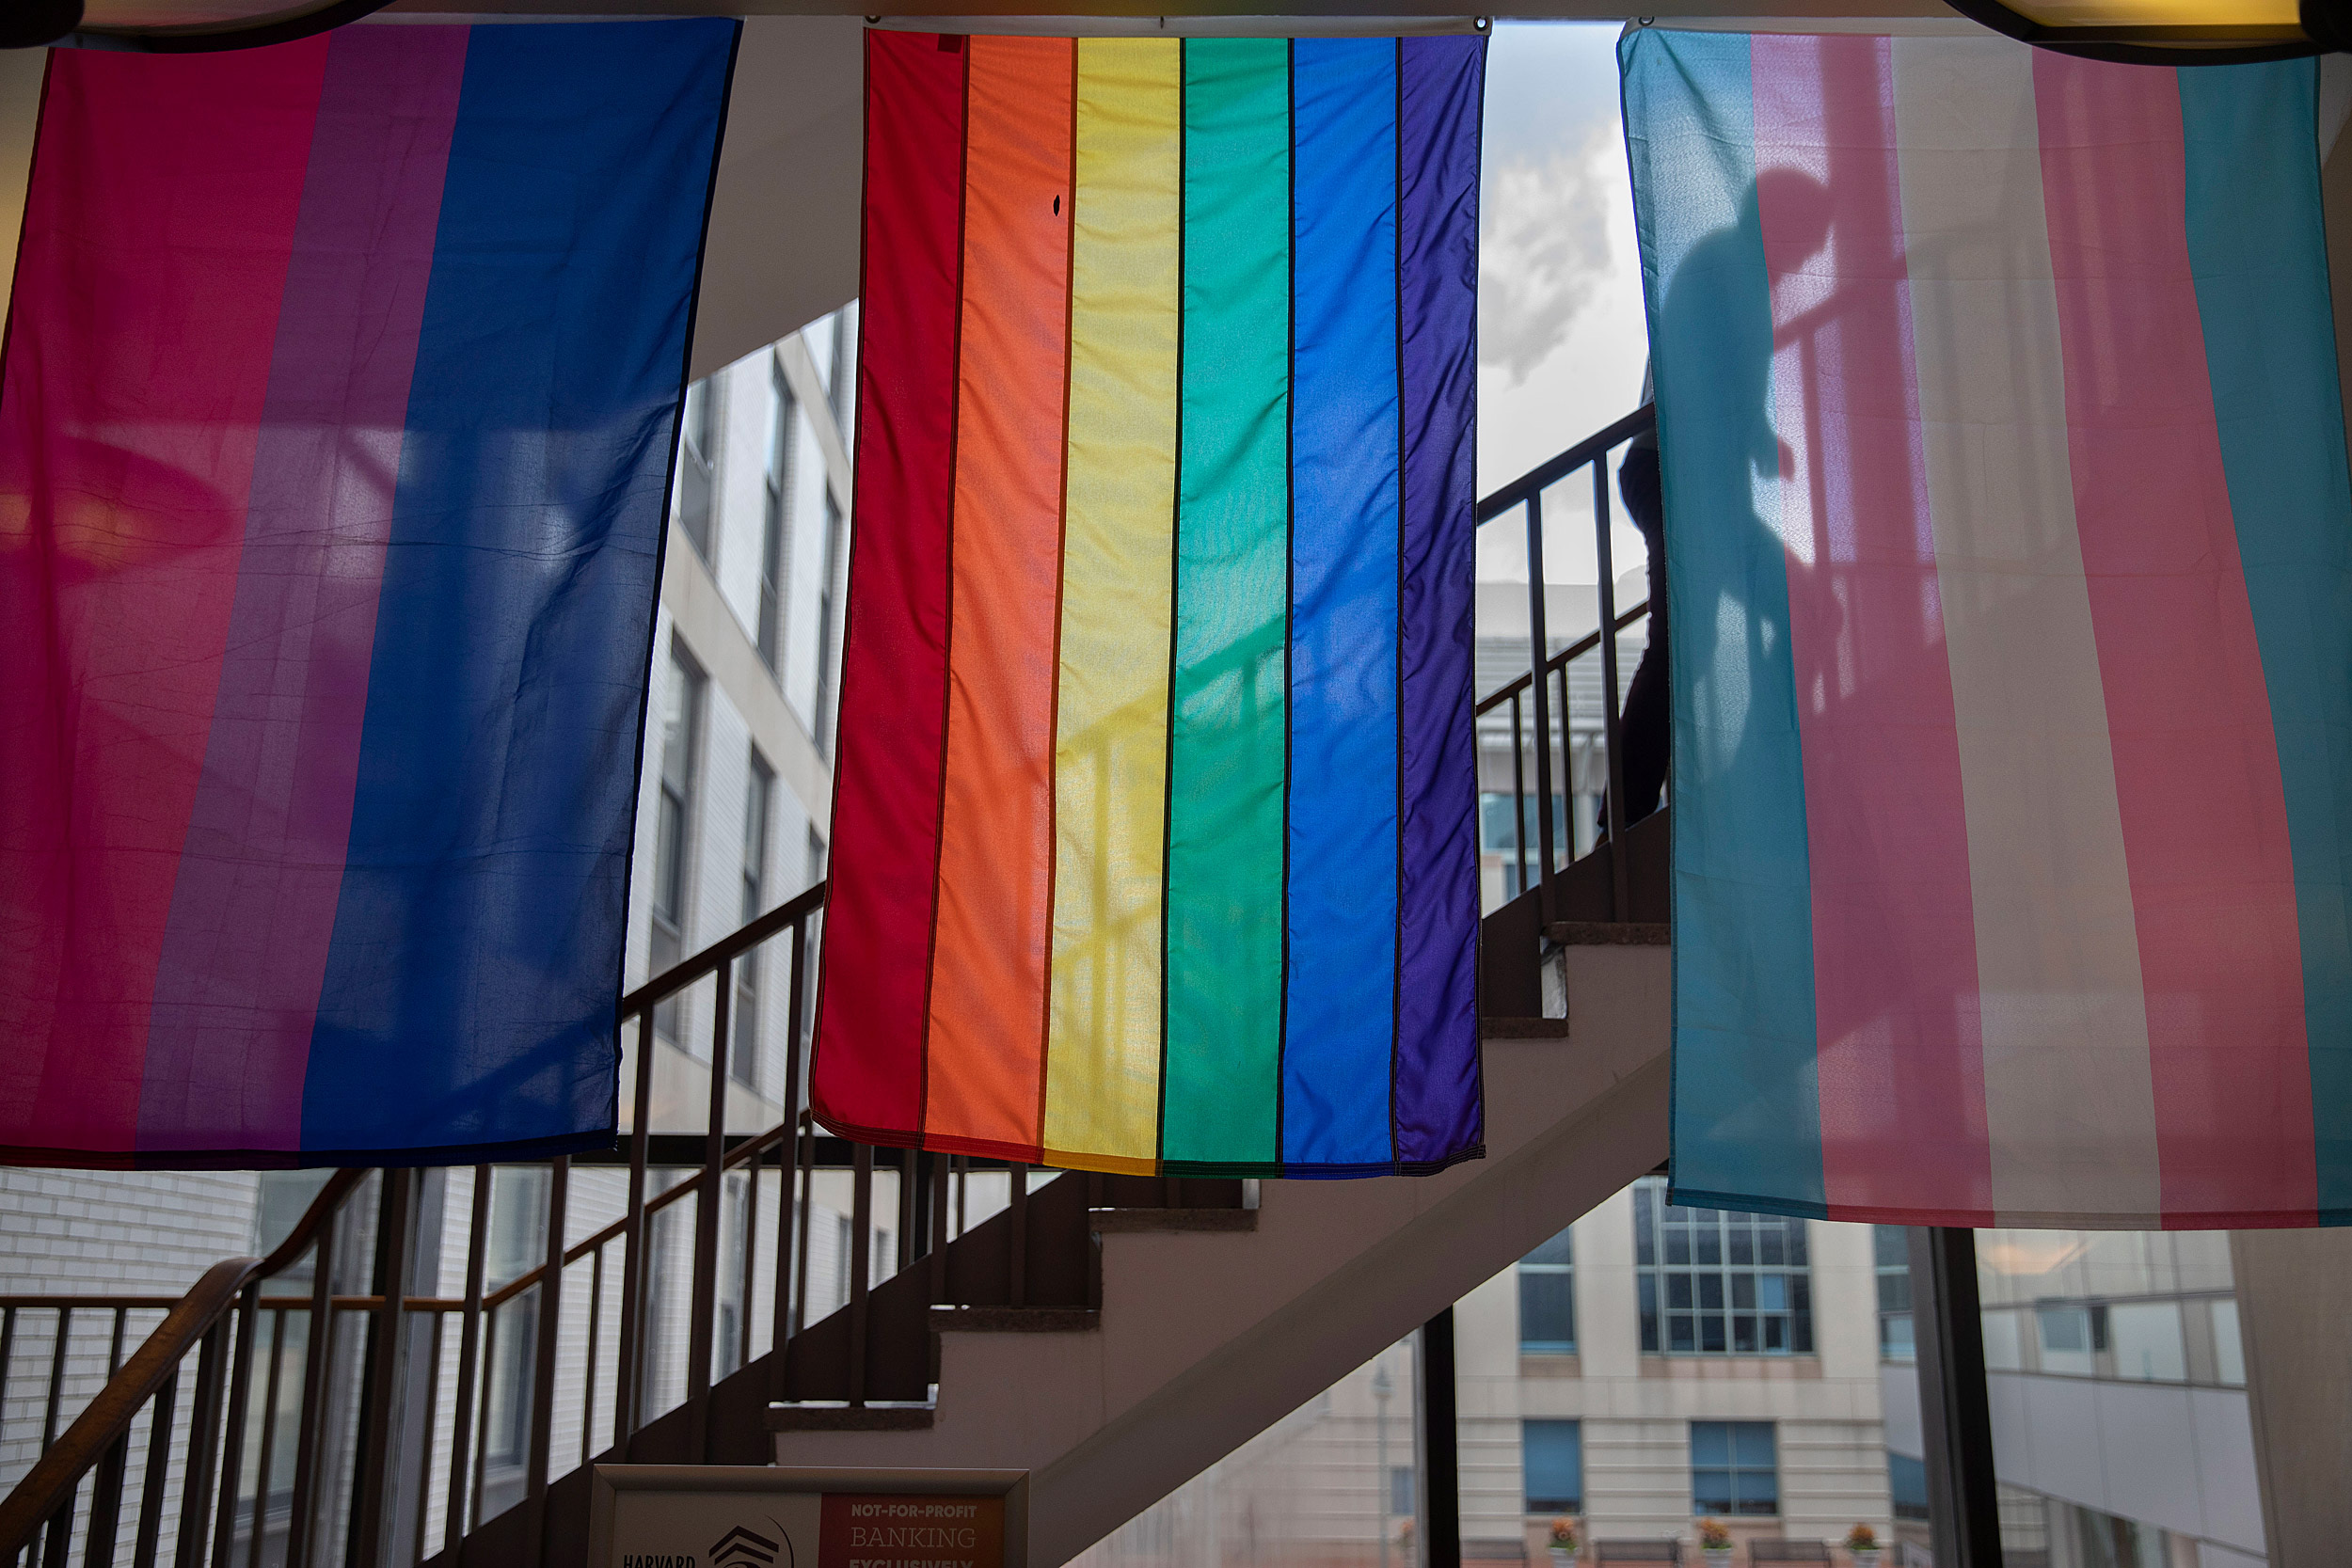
[1697,1518,1733,1568]
[1845,1524,1882,1568]
[1546,1518,1579,1568]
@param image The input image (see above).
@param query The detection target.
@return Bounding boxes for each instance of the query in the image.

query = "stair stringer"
[770,947,1672,1567]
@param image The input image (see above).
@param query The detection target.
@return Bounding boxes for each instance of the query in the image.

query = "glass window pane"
[1691,1423,1728,1466]
[1732,1424,1774,1465]
[1525,1227,1573,1268]
[1524,1420,1582,1512]
[1519,1273,1576,1352]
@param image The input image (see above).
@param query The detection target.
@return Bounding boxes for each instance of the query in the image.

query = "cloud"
[1479,124,1618,386]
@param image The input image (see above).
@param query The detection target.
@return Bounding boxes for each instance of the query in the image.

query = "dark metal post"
[349,1168,412,1568]
[1592,457,1631,919]
[526,1156,569,1521]
[1909,1227,2002,1568]
[614,1013,656,1452]
[284,1203,339,1568]
[1509,694,1530,897]
[1417,1310,1459,1568]
[1523,496,1559,921]
[848,1144,873,1406]
[686,959,733,1458]
[444,1169,491,1548]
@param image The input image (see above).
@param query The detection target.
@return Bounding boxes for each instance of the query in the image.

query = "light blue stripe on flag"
[1621,28,1826,1213]
[2179,59,2352,1223]
[1284,37,1402,1168]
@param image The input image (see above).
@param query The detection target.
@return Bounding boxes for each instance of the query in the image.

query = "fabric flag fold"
[1625,27,2352,1228]
[812,30,1486,1178]
[0,20,738,1166]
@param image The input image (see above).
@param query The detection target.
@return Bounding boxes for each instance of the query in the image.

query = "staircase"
[0,409,1665,1568]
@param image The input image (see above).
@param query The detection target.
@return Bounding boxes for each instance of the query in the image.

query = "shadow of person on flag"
[1635,167,1831,827]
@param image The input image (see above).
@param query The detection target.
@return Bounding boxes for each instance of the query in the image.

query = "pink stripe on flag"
[0,42,329,1157]
[137,26,469,1153]
[1754,35,1993,1222]
[2034,55,2316,1226]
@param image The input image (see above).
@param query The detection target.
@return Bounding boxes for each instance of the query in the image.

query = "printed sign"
[589,1466,1025,1568]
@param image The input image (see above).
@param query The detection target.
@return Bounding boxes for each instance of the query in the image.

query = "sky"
[1474,23,1651,587]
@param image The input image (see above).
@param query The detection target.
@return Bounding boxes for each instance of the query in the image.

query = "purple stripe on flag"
[138,25,469,1151]
[1391,34,1485,1166]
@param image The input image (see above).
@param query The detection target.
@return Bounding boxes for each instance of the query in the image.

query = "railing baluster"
[444,1168,490,1550]
[129,1369,177,1568]
[525,1155,568,1528]
[171,1317,229,1568]
[1554,664,1573,859]
[41,1307,71,1456]
[0,1307,14,1455]
[770,919,809,1397]
[898,1151,917,1279]
[352,1169,413,1568]
[468,1311,494,1532]
[847,1145,871,1407]
[106,1308,126,1379]
[1510,693,1530,897]
[686,958,732,1458]
[929,1157,948,1307]
[581,1248,603,1469]
[1593,455,1630,919]
[738,1147,759,1374]
[789,1112,815,1342]
[1007,1164,1027,1309]
[86,1430,126,1568]
[954,1156,968,1240]
[613,1012,654,1453]
[1524,491,1559,922]
[209,1289,258,1568]
[414,1311,443,1567]
[246,1311,284,1568]
[284,1201,339,1568]
[41,1485,77,1568]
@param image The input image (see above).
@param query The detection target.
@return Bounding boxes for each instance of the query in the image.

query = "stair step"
[1547,920,1670,946]
[766,1402,936,1432]
[1089,1207,1257,1234]
[930,1306,1100,1333]
[1482,1016,1572,1038]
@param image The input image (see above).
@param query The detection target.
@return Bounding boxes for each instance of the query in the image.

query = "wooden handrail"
[0,1166,367,1558]
[619,879,827,1015]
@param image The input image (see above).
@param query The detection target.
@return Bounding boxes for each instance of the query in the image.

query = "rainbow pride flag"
[811,31,1486,1177]
[0,23,735,1165]
[1628,30,2352,1227]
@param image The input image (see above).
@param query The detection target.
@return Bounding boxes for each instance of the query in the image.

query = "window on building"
[815,489,847,753]
[830,303,857,429]
[1478,793,1568,901]
[1635,1178,1812,1354]
[733,751,773,1089]
[2037,1302,2101,1376]
[677,377,716,565]
[1390,1465,1415,1517]
[760,364,792,673]
[651,646,705,1042]
[2212,1298,2246,1386]
[1518,1226,1575,1353]
[1690,1422,1776,1517]
[2107,1301,2185,1383]
[1522,1420,1582,1513]
[1876,1226,1915,1362]
[1886,1451,1929,1522]
[484,1166,549,1470]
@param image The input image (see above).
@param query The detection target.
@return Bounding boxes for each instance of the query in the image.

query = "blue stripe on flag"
[2179,59,2352,1223]
[302,20,735,1157]
[1620,28,1826,1212]
[1284,37,1402,1168]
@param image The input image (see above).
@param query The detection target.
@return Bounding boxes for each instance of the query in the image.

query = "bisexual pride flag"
[0,22,736,1165]
[1628,30,2352,1227]
[812,32,1485,1177]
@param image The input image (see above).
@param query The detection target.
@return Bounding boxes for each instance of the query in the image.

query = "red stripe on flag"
[0,41,329,1157]
[1754,35,1993,1223]
[2034,55,2316,1226]
[811,31,969,1146]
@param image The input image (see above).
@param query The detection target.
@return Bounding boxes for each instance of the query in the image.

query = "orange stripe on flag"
[923,34,1077,1159]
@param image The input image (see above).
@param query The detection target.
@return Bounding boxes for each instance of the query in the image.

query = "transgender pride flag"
[1628,30,2352,1227]
[0,23,735,1165]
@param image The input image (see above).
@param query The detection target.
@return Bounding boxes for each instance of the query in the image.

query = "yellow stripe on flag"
[1041,37,1182,1171]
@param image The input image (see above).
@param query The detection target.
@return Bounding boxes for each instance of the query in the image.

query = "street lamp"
[1939,0,2341,64]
